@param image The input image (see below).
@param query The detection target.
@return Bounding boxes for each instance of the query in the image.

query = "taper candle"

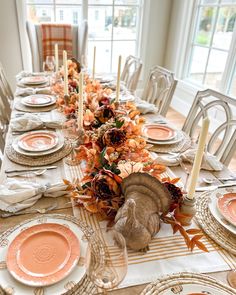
[55,44,58,72]
[187,117,210,199]
[63,50,68,96]
[92,46,96,80]
[78,72,84,129]
[116,55,122,103]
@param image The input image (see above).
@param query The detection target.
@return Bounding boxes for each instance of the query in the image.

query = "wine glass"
[62,115,80,166]
[86,228,128,294]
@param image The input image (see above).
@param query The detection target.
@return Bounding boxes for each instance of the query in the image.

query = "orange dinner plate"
[6,223,80,286]
[217,193,236,227]
[18,131,58,152]
[143,124,176,141]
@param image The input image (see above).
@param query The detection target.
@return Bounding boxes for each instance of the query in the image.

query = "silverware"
[195,182,236,192]
[202,176,236,184]
[7,169,47,177]
[5,165,57,174]
[1,203,58,218]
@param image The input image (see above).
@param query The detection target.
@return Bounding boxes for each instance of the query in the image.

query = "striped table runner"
[65,163,236,289]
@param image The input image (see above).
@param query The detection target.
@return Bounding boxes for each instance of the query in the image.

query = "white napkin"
[0,180,69,212]
[156,149,223,171]
[10,114,62,131]
[135,99,158,114]
[15,87,51,97]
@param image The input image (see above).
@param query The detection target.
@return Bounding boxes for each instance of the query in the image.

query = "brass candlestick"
[64,94,70,106]
[179,196,196,225]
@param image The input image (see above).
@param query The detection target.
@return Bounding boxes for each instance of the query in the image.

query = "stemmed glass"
[86,228,128,294]
[62,115,80,166]
[43,56,55,85]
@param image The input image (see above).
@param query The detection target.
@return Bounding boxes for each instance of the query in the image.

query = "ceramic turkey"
[114,172,172,251]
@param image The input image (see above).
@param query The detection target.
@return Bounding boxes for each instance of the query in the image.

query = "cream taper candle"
[92,46,96,80]
[78,72,84,129]
[63,50,68,96]
[116,55,122,103]
[55,44,58,72]
[187,117,210,199]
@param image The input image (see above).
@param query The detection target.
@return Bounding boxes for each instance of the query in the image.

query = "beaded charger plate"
[0,214,98,295]
[139,272,235,295]
[195,190,236,255]
[6,143,72,166]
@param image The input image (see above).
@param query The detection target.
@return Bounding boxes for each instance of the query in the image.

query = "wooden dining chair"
[182,89,236,166]
[0,62,14,101]
[120,55,142,93]
[141,66,177,117]
[0,83,11,124]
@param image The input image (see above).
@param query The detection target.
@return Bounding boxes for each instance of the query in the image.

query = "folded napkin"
[10,114,62,132]
[135,99,158,114]
[0,180,69,212]
[156,148,223,171]
[15,87,51,97]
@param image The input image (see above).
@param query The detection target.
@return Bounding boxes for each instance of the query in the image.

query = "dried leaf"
[63,179,71,185]
[186,229,202,235]
[194,240,209,252]
[84,202,99,213]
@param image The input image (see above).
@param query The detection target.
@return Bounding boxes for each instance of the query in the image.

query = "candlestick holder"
[64,94,70,106]
[179,196,196,225]
[77,128,85,145]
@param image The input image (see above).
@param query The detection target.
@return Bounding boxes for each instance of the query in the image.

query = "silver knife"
[195,182,236,192]
[5,166,57,174]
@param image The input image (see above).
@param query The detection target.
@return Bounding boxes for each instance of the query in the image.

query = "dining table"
[0,72,236,295]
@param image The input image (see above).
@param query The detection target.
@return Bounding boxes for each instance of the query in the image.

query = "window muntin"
[187,0,236,95]
[26,0,142,73]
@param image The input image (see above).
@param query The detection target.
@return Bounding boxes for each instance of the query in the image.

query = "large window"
[26,0,143,73]
[186,0,236,96]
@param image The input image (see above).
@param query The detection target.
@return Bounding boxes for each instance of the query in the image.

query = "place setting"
[17,75,49,88]
[0,214,98,295]
[15,94,57,113]
[142,123,191,153]
[6,130,71,167]
[195,186,236,255]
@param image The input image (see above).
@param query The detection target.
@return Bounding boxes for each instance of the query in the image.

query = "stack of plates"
[208,187,236,235]
[21,94,56,108]
[109,92,135,103]
[142,124,182,145]
[20,76,48,87]
[13,130,64,157]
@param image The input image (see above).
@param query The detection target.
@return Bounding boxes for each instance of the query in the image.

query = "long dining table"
[0,75,236,294]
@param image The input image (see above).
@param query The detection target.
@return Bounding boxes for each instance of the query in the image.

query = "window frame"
[183,0,236,96]
[25,0,143,73]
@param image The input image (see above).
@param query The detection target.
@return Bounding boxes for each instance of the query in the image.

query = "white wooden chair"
[0,62,14,101]
[26,20,88,72]
[141,66,177,117]
[182,89,236,166]
[120,55,142,94]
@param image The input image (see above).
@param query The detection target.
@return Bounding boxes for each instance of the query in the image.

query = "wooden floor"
[166,108,236,172]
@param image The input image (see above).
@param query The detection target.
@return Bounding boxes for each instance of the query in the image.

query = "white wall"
[0,0,23,89]
[140,0,173,86]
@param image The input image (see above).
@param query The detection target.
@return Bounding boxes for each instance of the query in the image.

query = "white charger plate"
[208,187,236,236]
[146,129,183,145]
[21,95,56,108]
[13,132,64,156]
[21,76,48,85]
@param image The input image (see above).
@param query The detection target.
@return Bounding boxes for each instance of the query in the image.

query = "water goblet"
[62,115,81,166]
[86,228,128,294]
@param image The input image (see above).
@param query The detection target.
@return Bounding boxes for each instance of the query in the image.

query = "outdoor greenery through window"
[26,0,143,73]
[187,0,236,96]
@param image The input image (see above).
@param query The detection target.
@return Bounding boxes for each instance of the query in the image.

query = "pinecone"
[163,182,183,206]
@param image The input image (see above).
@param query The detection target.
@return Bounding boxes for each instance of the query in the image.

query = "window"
[26,0,143,73]
[186,0,236,96]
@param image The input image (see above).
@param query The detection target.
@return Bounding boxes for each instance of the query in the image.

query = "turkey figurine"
[114,172,172,252]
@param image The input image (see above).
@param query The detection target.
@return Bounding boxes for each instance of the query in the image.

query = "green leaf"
[100,147,107,166]
[115,118,125,129]
[110,98,116,104]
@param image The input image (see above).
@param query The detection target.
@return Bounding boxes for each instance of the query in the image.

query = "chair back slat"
[121,55,142,93]
[141,66,177,116]
[182,89,236,165]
